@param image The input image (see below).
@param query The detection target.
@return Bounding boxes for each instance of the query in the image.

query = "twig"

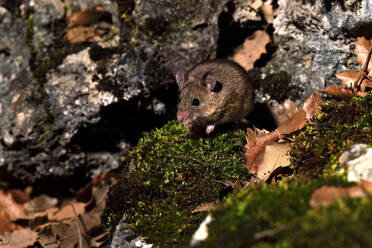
[354,48,372,90]
[254,225,288,239]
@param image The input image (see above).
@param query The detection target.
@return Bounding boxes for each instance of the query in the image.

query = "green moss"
[203,176,372,247]
[290,92,372,179]
[103,121,250,247]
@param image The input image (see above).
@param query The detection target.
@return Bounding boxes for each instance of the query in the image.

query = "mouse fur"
[176,59,254,134]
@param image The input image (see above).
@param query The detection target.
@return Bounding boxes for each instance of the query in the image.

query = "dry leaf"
[310,181,372,208]
[322,85,355,99]
[256,143,291,181]
[260,3,274,24]
[0,190,26,221]
[68,7,111,28]
[1,228,38,248]
[245,128,279,175]
[24,194,58,213]
[234,30,270,71]
[354,37,372,66]
[51,202,86,221]
[64,26,102,43]
[335,71,360,88]
[270,99,299,125]
[276,109,307,136]
[193,201,219,213]
[302,93,324,120]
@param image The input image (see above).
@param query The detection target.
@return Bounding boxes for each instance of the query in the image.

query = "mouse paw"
[206,124,215,135]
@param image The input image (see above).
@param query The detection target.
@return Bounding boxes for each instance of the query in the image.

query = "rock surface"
[0,0,231,185]
[263,0,372,104]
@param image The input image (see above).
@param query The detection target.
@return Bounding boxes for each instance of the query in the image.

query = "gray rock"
[263,0,372,104]
[111,215,153,248]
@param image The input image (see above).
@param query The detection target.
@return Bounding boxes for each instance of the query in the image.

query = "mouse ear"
[204,73,217,92]
[176,70,186,89]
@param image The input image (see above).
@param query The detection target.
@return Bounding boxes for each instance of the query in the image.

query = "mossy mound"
[203,176,372,247]
[290,92,372,179]
[203,93,372,247]
[103,121,250,247]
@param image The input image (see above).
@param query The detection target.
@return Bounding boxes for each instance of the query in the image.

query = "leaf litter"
[0,172,115,247]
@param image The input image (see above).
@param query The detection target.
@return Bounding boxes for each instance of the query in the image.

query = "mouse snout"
[177,111,190,122]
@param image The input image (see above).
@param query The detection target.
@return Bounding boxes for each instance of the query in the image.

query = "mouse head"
[176,70,222,127]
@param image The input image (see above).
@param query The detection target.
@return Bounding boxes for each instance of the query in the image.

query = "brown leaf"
[2,228,38,248]
[24,194,58,213]
[256,143,291,181]
[302,93,324,120]
[0,212,19,233]
[360,79,372,92]
[68,7,111,28]
[64,26,102,44]
[310,181,372,208]
[245,128,279,175]
[0,190,26,221]
[193,200,219,213]
[270,99,299,125]
[276,109,307,136]
[51,202,85,221]
[234,30,270,71]
[354,37,372,67]
[260,3,274,24]
[321,85,355,99]
[335,71,360,88]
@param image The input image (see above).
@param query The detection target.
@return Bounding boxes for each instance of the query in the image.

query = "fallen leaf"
[270,99,299,125]
[24,194,58,213]
[193,201,219,213]
[68,7,111,28]
[246,94,324,180]
[276,109,307,136]
[321,85,355,99]
[51,202,85,221]
[335,71,360,89]
[310,181,372,208]
[302,93,324,120]
[354,37,372,66]
[1,228,37,248]
[64,26,102,43]
[0,190,26,221]
[245,128,278,175]
[260,3,274,24]
[256,143,291,181]
[234,30,270,71]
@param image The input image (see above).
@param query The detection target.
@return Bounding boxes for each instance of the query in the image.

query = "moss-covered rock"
[103,121,250,247]
[203,176,372,247]
[203,93,372,247]
[290,92,372,179]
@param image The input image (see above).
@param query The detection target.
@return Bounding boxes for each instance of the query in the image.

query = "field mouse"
[176,59,254,134]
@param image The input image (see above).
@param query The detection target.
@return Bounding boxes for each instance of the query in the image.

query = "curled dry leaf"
[1,228,38,248]
[310,180,372,208]
[245,94,324,181]
[234,30,270,71]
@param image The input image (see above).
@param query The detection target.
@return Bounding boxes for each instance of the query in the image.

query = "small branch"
[254,225,288,239]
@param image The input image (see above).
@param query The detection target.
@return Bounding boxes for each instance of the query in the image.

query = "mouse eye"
[192,98,200,106]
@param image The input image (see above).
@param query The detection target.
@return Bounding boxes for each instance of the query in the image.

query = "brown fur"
[177,59,254,129]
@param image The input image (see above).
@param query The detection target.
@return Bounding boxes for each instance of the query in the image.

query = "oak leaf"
[310,180,372,208]
[234,30,270,71]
